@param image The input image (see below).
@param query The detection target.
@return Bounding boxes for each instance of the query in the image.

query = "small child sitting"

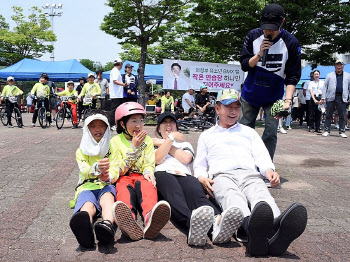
[110,102,171,240]
[69,109,117,248]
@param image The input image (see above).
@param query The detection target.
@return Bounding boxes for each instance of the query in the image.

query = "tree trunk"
[138,37,148,107]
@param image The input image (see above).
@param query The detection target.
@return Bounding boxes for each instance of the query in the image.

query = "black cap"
[260,3,284,31]
[157,112,176,124]
[41,73,49,80]
[125,63,134,68]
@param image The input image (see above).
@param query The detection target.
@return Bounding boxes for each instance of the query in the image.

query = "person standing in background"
[303,72,314,129]
[95,70,109,110]
[122,63,138,103]
[109,58,129,131]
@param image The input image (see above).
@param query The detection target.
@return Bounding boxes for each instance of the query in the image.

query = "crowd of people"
[2,3,348,258]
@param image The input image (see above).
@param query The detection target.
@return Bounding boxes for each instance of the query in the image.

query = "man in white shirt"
[193,88,307,257]
[109,58,129,130]
[181,87,195,114]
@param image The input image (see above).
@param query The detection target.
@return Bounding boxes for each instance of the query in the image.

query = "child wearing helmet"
[78,73,101,111]
[56,81,79,128]
[109,102,171,240]
[1,76,23,127]
[69,109,117,249]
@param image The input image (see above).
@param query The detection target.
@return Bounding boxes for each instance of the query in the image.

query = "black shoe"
[69,211,95,248]
[247,201,273,257]
[268,203,307,256]
[315,129,322,134]
[94,219,116,245]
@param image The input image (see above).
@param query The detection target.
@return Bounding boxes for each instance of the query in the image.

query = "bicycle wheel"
[178,123,190,133]
[13,107,23,128]
[0,108,8,126]
[69,109,80,127]
[56,108,65,129]
[38,107,48,129]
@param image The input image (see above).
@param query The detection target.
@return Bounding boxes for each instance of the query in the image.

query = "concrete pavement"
[0,113,349,261]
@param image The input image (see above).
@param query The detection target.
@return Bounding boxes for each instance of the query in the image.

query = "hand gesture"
[144,172,156,187]
[152,137,165,147]
[265,170,280,187]
[99,171,110,182]
[198,177,215,198]
[170,131,185,142]
[259,37,272,56]
[132,130,147,148]
[97,158,110,173]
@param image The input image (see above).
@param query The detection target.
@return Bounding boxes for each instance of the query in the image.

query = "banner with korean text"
[163,59,244,91]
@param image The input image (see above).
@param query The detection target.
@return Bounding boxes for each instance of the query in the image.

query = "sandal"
[69,211,95,248]
[94,219,116,244]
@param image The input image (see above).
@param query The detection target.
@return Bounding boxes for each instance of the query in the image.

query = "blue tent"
[103,60,164,84]
[0,58,92,81]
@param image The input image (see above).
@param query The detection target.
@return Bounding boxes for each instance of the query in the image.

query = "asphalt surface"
[0,112,349,261]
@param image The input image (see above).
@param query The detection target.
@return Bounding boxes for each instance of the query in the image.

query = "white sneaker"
[188,206,214,246]
[334,123,339,129]
[212,207,244,244]
[286,126,292,130]
[339,133,347,138]
[322,131,330,137]
[31,123,35,127]
[345,125,349,130]
[278,127,287,134]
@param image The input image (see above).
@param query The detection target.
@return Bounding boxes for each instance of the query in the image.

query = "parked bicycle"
[0,96,23,128]
[176,111,216,132]
[80,95,100,121]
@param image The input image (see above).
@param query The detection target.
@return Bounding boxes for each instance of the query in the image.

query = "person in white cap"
[194,88,307,257]
[109,58,129,131]
[322,59,350,138]
[182,86,196,115]
[1,76,23,127]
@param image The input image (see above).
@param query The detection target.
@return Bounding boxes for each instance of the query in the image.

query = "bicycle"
[34,96,50,129]
[80,95,100,121]
[56,95,79,129]
[0,96,23,128]
[176,110,215,132]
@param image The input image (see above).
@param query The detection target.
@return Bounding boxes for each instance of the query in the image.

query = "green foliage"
[271,0,350,66]
[101,0,191,106]
[0,6,56,66]
[103,62,114,71]
[79,59,95,71]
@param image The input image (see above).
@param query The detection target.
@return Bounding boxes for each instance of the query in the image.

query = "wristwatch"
[167,134,175,143]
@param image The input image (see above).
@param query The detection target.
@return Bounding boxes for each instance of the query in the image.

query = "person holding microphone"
[239,3,301,160]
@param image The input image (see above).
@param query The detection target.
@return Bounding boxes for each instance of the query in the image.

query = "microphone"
[261,35,272,66]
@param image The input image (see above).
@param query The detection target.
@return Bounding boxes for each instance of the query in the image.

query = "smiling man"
[193,89,307,257]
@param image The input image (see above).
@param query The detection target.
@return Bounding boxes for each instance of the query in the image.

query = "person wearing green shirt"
[0,76,23,128]
[30,75,52,127]
[56,81,79,127]
[161,91,175,113]
[79,73,101,111]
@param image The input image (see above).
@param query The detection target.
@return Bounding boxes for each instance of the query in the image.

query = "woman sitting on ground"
[152,112,243,246]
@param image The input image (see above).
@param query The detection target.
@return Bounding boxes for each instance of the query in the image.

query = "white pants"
[212,170,281,218]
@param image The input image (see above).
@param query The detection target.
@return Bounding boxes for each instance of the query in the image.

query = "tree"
[0,6,56,66]
[187,0,262,62]
[101,0,190,106]
[273,0,350,66]
[187,0,350,66]
[80,59,95,71]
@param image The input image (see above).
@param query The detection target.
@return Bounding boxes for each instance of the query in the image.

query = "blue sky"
[2,0,123,66]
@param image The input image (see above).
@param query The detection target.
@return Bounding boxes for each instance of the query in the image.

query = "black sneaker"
[268,203,307,256]
[247,201,273,257]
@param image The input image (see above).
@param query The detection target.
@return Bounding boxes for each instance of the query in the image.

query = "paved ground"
[0,112,349,261]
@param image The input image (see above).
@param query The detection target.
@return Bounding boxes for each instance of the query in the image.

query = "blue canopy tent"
[103,60,164,84]
[0,58,92,81]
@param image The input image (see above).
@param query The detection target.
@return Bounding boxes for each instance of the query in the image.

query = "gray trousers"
[325,95,347,133]
[239,97,278,160]
[212,170,280,218]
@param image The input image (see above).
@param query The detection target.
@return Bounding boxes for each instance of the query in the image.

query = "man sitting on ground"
[193,88,307,257]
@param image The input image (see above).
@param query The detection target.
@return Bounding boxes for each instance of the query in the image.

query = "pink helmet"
[115,102,146,122]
